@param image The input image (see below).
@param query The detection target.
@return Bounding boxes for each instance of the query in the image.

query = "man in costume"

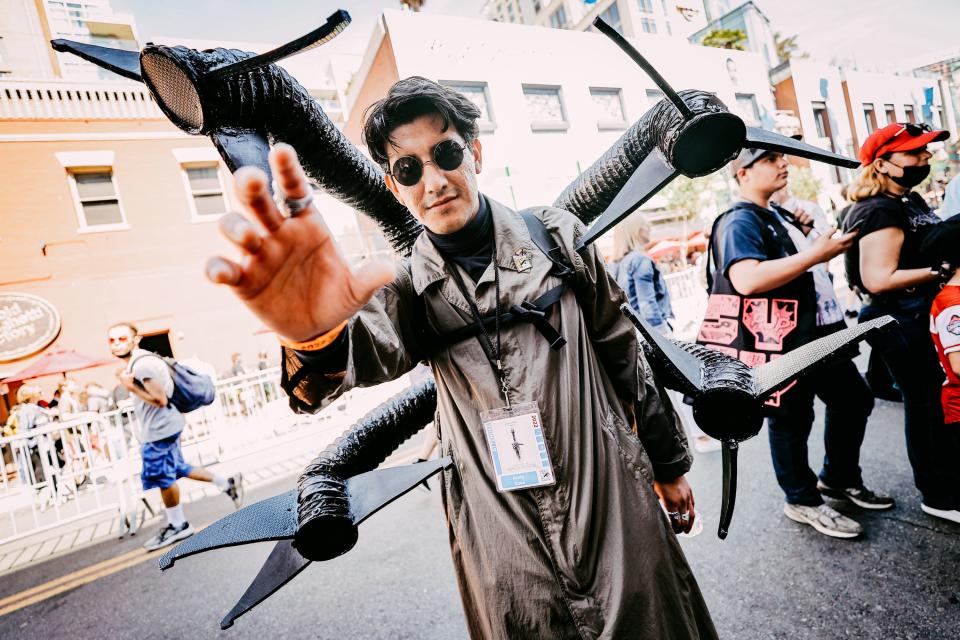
[206,77,717,639]
[695,149,893,539]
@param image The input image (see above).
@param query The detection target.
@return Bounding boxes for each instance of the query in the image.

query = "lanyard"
[443,241,512,408]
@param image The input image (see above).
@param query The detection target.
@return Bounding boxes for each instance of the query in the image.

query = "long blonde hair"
[848,163,889,202]
[612,213,651,262]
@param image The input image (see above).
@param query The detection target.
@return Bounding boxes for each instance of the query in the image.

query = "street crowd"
[610,121,960,537]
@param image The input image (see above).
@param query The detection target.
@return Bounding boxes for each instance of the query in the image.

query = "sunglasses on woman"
[891,122,932,140]
[387,139,468,187]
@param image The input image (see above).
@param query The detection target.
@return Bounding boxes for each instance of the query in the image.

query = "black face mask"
[885,160,930,189]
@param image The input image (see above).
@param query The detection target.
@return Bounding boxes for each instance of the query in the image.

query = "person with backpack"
[108,322,243,550]
[696,147,893,539]
[203,78,717,638]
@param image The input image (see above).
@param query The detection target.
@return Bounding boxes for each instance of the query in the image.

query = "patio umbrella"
[647,239,685,259]
[1,348,116,384]
[686,232,708,251]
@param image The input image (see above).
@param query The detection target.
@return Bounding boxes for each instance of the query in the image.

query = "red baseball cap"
[858,122,948,165]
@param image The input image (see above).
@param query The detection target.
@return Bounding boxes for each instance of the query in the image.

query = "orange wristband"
[278,320,348,352]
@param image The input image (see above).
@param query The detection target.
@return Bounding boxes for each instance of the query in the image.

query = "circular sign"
[0,293,62,363]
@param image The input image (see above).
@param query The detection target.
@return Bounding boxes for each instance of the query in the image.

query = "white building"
[772,58,955,197]
[0,0,140,80]
[483,0,708,40]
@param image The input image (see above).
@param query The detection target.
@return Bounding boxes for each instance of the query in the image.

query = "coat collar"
[411,196,536,295]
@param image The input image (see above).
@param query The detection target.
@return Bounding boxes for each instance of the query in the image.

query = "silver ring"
[667,511,681,520]
[681,512,690,523]
[280,191,314,217]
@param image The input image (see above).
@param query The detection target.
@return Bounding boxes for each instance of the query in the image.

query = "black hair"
[362,76,481,168]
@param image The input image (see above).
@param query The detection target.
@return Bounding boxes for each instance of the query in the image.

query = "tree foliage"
[774,31,807,63]
[701,29,747,51]
[787,166,822,202]
[664,175,716,220]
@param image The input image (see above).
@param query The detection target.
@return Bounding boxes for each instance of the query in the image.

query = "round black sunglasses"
[387,139,467,187]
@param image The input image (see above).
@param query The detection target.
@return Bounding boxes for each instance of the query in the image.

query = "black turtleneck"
[295,194,493,371]
[426,194,493,282]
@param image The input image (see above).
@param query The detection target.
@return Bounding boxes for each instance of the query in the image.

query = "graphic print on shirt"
[742,298,798,352]
[948,315,960,337]
[697,294,741,345]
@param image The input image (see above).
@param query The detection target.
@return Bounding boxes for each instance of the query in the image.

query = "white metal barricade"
[0,367,289,546]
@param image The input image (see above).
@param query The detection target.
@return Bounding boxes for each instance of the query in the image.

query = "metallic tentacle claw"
[576,150,678,250]
[592,17,692,120]
[220,540,312,630]
[207,10,352,81]
[753,316,896,397]
[743,126,860,168]
[621,303,704,397]
[210,128,273,182]
[624,304,896,539]
[213,457,453,627]
[159,490,298,570]
[49,39,142,82]
[347,456,452,526]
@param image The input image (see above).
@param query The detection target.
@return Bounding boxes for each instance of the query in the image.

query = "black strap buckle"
[511,300,566,350]
[546,247,575,279]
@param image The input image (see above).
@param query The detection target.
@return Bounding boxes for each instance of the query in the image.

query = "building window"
[590,87,627,129]
[862,103,878,134]
[811,101,833,142]
[883,104,896,125]
[183,163,228,220]
[599,3,623,35]
[441,81,496,132]
[67,168,127,231]
[549,5,566,28]
[735,93,760,125]
[638,0,654,13]
[522,84,568,131]
[904,104,916,124]
[639,17,657,33]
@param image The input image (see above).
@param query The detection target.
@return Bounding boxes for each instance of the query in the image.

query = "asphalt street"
[0,398,958,640]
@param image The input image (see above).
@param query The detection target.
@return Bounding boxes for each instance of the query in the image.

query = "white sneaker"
[693,434,722,453]
[920,503,960,524]
[783,503,863,538]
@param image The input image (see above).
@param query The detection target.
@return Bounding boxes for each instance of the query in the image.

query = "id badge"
[480,401,556,492]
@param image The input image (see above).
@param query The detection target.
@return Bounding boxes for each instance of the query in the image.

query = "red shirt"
[930,285,960,424]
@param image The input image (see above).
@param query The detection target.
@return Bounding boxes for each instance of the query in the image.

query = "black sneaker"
[225,473,244,509]
[143,522,194,551]
[818,480,895,510]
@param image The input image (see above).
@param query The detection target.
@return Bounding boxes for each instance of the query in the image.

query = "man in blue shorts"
[109,322,243,551]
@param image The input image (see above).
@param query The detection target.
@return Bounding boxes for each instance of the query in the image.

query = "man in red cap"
[844,122,960,525]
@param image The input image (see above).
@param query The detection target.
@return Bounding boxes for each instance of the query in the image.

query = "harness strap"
[427,211,574,352]
[434,282,569,350]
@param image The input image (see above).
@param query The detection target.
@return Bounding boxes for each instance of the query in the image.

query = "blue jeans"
[861,301,960,509]
[767,353,874,506]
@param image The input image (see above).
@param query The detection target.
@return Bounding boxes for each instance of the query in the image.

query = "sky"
[110,0,960,72]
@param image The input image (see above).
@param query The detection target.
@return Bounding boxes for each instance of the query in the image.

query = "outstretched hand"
[206,144,396,343]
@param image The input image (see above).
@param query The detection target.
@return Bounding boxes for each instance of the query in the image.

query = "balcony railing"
[0,78,165,120]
